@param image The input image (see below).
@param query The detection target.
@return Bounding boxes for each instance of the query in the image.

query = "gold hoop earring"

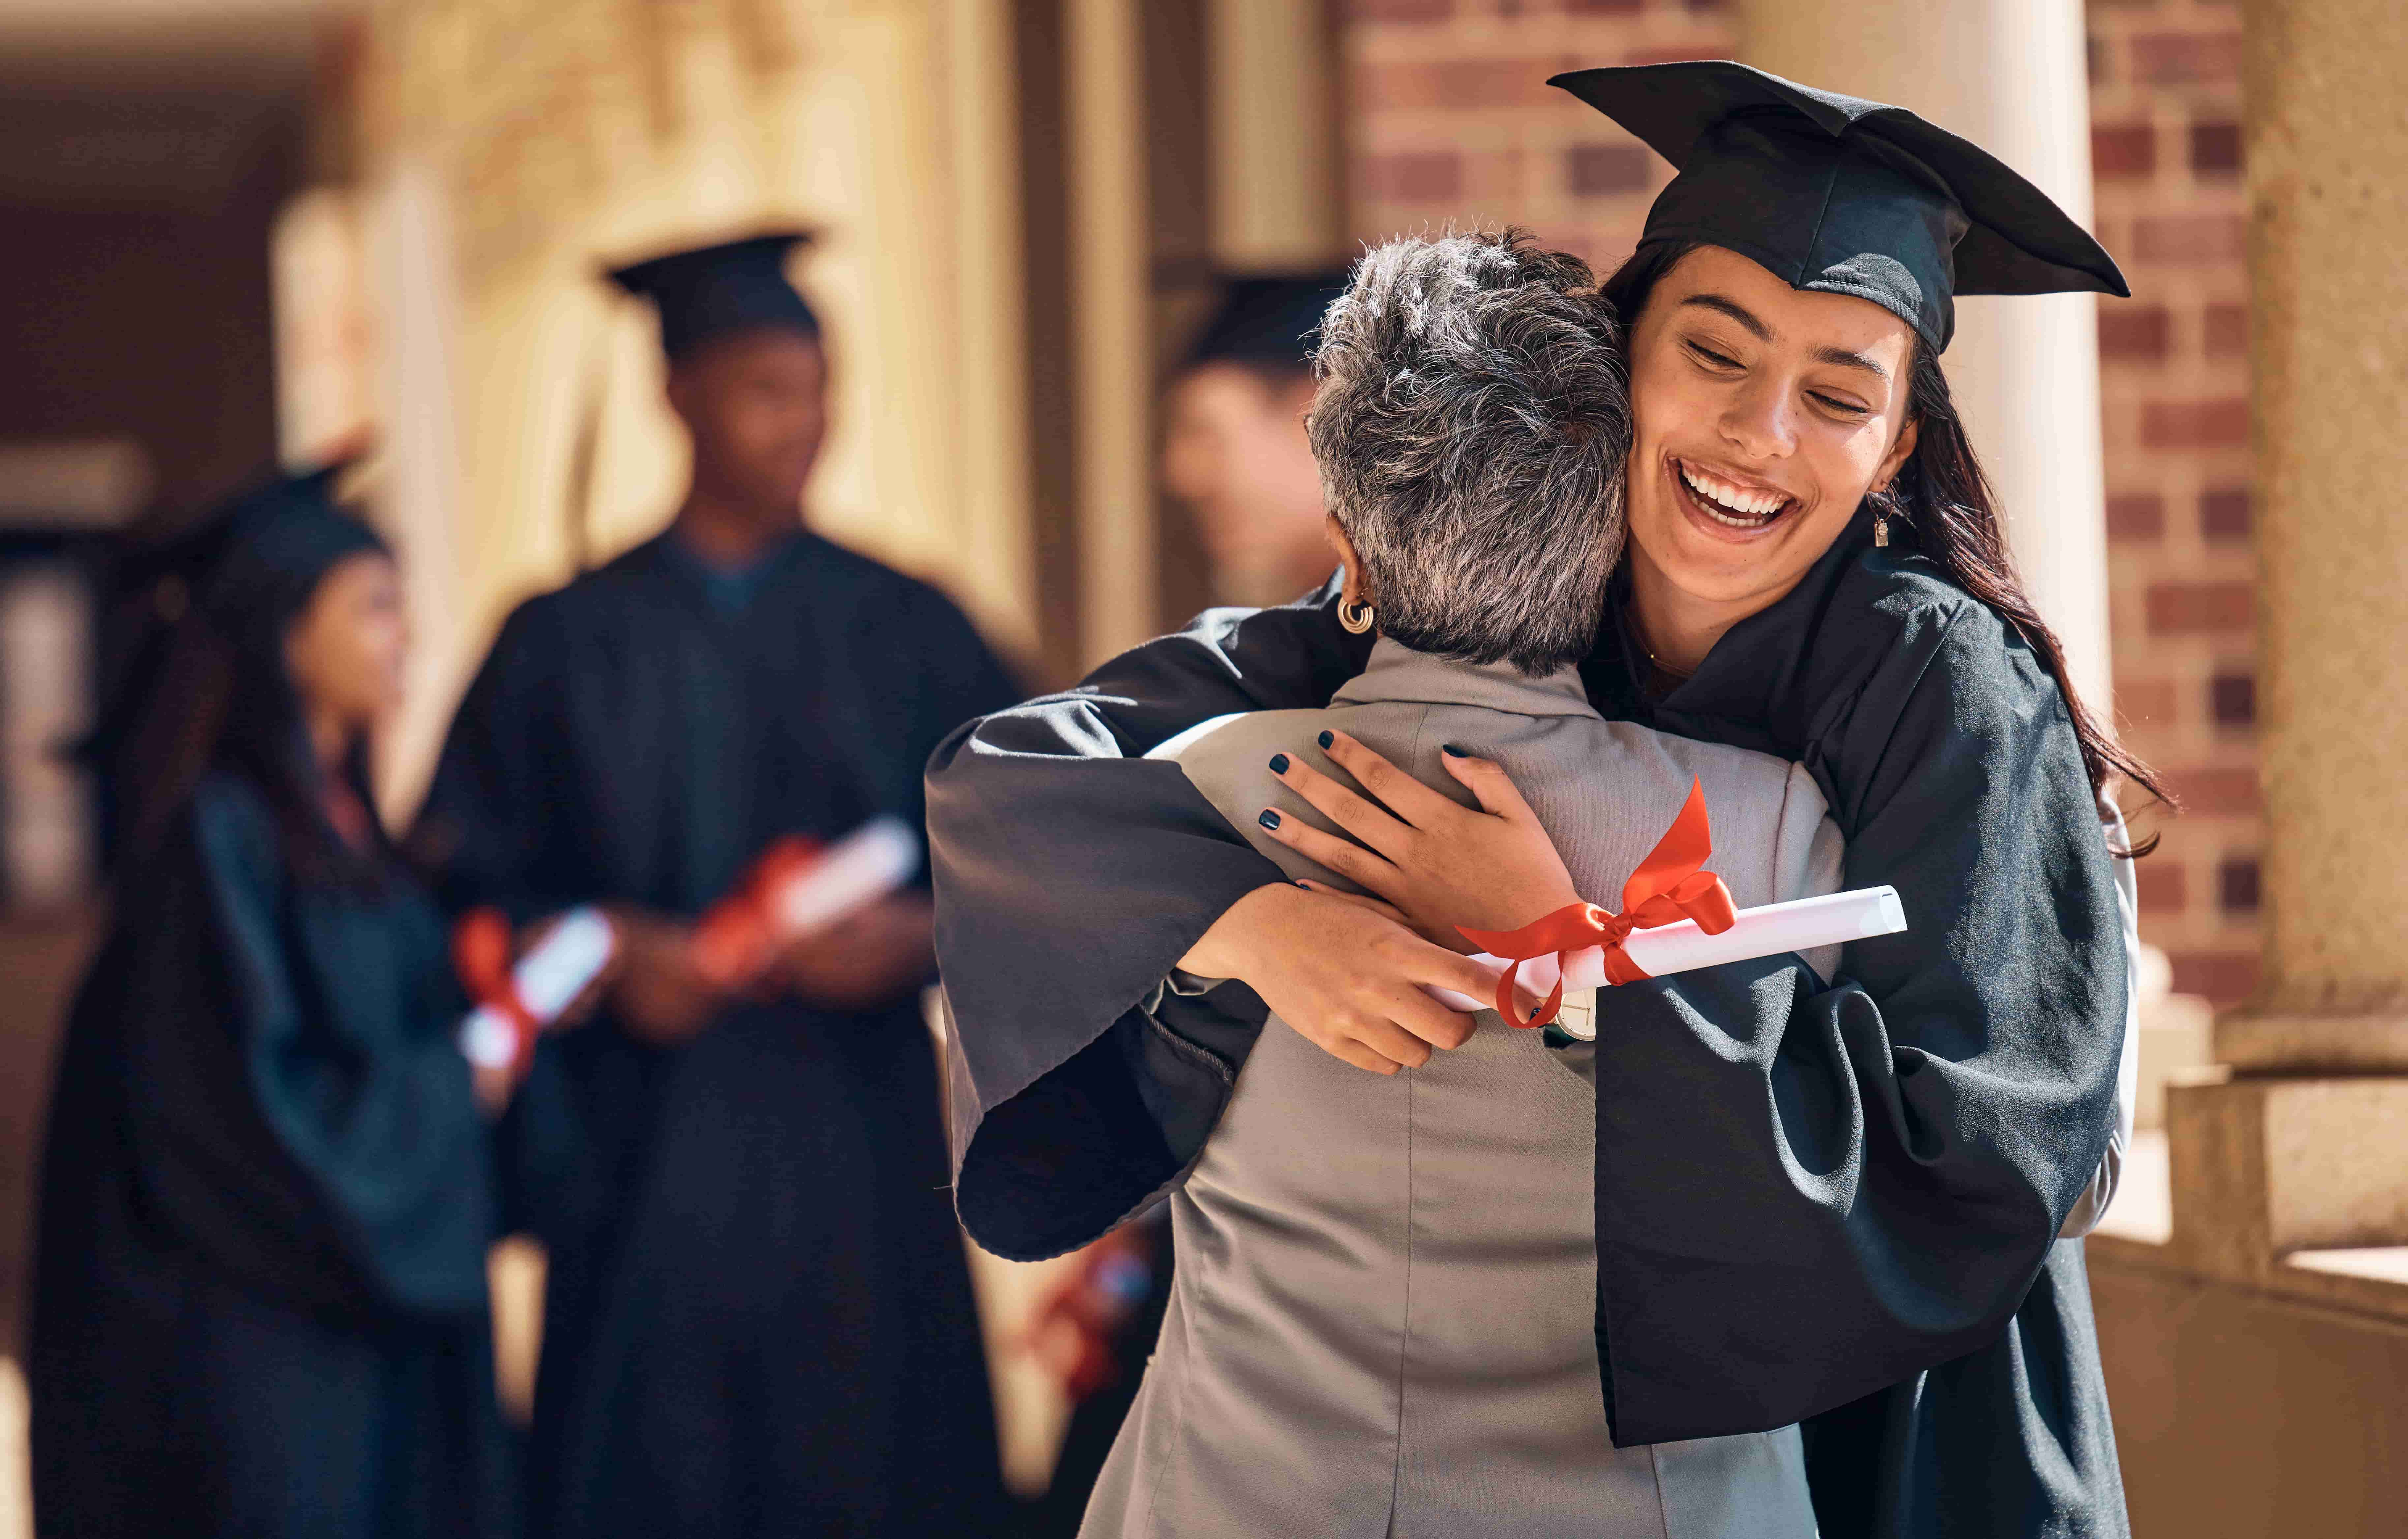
[1338,598,1376,635]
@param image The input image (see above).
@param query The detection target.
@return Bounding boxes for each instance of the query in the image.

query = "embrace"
[932,62,2149,1539]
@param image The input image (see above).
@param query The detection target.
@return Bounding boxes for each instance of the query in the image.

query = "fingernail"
[1268,753,1289,774]
[1317,730,1334,750]
[1258,810,1282,830]
[1442,743,1468,758]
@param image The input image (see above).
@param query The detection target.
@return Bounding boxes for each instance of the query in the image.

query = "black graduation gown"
[412,530,1019,1539]
[29,772,512,1539]
[927,521,2130,1539]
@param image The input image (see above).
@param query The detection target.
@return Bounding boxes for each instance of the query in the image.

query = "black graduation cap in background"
[605,231,821,362]
[1186,272,1353,373]
[1550,61,2128,352]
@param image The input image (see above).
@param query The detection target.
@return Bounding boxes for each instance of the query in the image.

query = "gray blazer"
[1080,641,1840,1539]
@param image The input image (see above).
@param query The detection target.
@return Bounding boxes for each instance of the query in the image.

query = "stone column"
[1739,0,2114,711]
[2165,0,2408,1282]
[1205,0,1347,273]
[1064,0,1158,667]
[2217,0,2408,1076]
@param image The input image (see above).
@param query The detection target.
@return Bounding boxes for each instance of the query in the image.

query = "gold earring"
[1339,597,1376,635]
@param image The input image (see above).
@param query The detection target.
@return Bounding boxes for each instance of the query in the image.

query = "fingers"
[1318,1033,1407,1076]
[1437,745,1538,821]
[1287,1010,1423,1072]
[1312,730,1464,830]
[1402,935,1512,1003]
[1256,811,1408,906]
[1380,984,1478,1051]
[1271,752,1419,859]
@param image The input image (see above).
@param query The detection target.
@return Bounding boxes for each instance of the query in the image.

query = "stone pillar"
[1205,0,1347,273]
[2217,0,2408,1075]
[1064,0,1158,667]
[2162,0,2408,1281]
[1739,0,2114,711]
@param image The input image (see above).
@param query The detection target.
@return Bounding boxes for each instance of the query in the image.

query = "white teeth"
[1678,462,1789,523]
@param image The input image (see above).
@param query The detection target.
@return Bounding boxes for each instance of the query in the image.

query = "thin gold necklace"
[1644,645,1696,681]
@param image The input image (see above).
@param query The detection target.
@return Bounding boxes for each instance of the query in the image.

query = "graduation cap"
[1549,61,2127,352]
[605,231,821,362]
[142,464,386,658]
[87,464,387,849]
[1185,272,1352,374]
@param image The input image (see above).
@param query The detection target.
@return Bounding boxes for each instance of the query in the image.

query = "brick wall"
[1340,0,2260,1003]
[2087,0,2256,1004]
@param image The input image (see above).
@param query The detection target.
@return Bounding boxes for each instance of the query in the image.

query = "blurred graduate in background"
[1161,272,1349,605]
[410,232,1020,1538]
[30,469,516,1539]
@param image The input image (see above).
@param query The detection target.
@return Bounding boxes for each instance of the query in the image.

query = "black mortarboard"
[1186,272,1352,373]
[87,464,387,848]
[163,463,387,663]
[605,231,821,362]
[1550,61,2127,352]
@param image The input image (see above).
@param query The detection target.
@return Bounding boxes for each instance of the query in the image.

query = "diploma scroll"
[690,816,923,989]
[1428,885,1908,1039]
[457,905,619,1072]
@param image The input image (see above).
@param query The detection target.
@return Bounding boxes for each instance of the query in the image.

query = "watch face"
[1548,987,1599,1043]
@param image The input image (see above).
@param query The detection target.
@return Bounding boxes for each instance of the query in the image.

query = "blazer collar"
[1333,638,1597,720]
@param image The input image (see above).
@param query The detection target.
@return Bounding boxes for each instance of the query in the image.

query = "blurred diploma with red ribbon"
[455,906,619,1075]
[1435,778,1909,1036]
[689,816,924,992]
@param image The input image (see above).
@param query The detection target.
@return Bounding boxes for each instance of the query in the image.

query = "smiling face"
[1622,245,1921,655]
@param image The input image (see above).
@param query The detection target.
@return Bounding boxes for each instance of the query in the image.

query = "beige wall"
[2093,1246,2408,1535]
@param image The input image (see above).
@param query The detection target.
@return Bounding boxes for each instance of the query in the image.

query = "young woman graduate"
[929,63,2155,1539]
[410,233,1020,1539]
[29,469,515,1539]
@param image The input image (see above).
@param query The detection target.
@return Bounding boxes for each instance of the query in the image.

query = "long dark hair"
[90,497,393,890]
[1601,243,2174,839]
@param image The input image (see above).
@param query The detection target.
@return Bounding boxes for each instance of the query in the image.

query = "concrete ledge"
[2165,1075,2408,1280]
[2216,1011,2408,1073]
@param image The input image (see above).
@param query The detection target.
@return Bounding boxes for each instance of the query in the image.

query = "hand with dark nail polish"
[1269,754,1290,774]
[1258,810,1282,830]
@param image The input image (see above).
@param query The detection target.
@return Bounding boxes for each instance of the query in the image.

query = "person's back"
[1085,640,1833,1537]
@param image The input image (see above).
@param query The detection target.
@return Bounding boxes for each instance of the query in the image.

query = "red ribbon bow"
[1456,777,1738,1029]
[691,835,825,990]
[453,907,540,1077]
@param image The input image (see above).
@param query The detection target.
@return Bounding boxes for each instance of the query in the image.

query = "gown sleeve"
[928,583,1368,1259]
[1581,597,2127,1446]
[174,779,493,1317]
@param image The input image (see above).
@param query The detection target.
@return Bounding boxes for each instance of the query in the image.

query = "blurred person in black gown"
[1161,273,1350,606]
[30,468,516,1539]
[409,232,1020,1539]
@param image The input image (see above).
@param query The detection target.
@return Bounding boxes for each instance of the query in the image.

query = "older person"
[1075,230,1831,1538]
[934,63,2147,1539]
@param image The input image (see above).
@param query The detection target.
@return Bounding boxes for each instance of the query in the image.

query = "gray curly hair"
[1309,227,1628,675]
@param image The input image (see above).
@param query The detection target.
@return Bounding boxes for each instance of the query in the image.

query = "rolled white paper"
[458,905,619,1070]
[1425,886,1909,1033]
[769,816,923,937]
[460,1011,520,1071]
